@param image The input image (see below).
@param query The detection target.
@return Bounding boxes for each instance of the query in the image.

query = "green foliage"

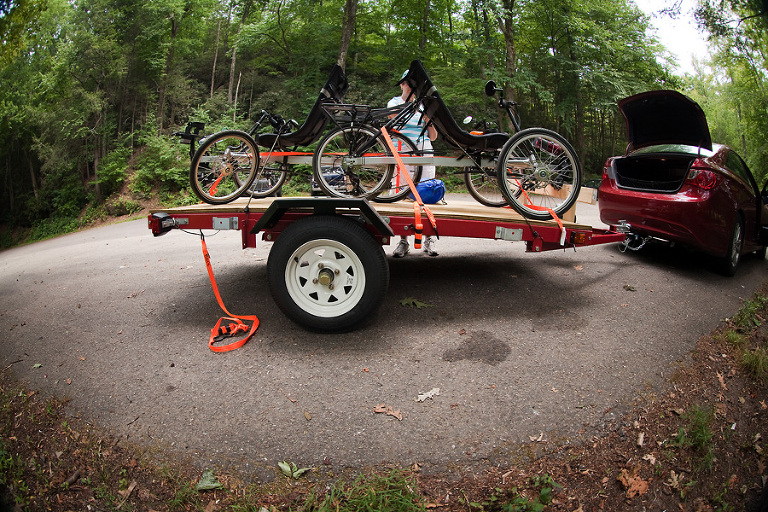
[97,146,132,198]
[131,119,189,197]
[671,405,715,471]
[469,474,560,511]
[732,294,768,331]
[281,164,313,196]
[741,346,768,382]
[1,0,764,234]
[308,469,426,512]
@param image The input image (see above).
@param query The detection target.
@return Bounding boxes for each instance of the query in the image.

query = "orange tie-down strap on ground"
[201,235,259,352]
[380,127,439,242]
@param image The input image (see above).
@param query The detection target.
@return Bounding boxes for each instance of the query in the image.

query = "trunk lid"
[618,90,712,152]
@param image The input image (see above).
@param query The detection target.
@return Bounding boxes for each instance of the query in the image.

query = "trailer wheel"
[267,215,389,333]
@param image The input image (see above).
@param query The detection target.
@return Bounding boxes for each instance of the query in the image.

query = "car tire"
[716,217,744,277]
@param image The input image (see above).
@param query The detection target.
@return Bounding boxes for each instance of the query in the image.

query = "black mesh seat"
[258,64,348,149]
[402,60,509,152]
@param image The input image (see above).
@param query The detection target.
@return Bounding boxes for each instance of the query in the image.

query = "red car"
[599,90,768,275]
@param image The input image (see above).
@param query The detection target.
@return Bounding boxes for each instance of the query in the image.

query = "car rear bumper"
[598,183,729,256]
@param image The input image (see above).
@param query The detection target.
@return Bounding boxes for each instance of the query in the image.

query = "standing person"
[389,70,439,257]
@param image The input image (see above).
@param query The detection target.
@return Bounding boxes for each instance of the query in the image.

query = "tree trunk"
[228,45,237,104]
[498,0,516,130]
[336,0,358,69]
[228,0,253,105]
[419,0,430,54]
[211,19,221,99]
[26,150,38,199]
[158,16,181,131]
[233,71,242,121]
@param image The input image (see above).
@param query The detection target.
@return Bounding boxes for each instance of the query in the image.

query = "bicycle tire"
[241,160,287,198]
[372,132,422,203]
[190,130,259,205]
[496,128,581,220]
[312,125,393,199]
[464,166,506,207]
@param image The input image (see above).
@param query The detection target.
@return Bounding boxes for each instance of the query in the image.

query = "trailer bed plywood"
[151,197,591,230]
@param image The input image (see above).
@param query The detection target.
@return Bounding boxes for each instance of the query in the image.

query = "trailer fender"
[249,197,394,240]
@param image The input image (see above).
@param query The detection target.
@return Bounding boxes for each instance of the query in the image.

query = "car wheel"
[717,217,744,277]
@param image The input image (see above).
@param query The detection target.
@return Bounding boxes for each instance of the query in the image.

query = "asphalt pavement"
[1,195,765,482]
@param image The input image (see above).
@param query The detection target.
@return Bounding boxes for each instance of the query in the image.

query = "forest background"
[0,0,766,246]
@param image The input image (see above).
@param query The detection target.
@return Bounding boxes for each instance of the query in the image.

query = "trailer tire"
[267,215,389,333]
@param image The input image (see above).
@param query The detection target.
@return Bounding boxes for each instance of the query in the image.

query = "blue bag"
[408,179,445,204]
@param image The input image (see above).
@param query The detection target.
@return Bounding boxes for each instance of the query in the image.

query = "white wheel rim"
[284,239,366,318]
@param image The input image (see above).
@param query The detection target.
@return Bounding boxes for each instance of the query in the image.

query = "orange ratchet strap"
[380,127,439,240]
[201,235,259,352]
[413,203,423,248]
[514,179,566,245]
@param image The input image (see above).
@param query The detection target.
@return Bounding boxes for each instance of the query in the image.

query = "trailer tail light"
[570,231,590,245]
[149,212,176,236]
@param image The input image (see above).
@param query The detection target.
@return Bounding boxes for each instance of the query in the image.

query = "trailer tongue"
[149,197,627,333]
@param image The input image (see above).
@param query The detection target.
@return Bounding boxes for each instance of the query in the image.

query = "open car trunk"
[612,154,695,193]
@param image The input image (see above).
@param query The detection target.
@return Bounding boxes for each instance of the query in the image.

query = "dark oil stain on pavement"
[442,330,510,365]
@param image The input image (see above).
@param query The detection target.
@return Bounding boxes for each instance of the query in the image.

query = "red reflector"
[687,169,719,190]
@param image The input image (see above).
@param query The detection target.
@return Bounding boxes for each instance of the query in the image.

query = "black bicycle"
[310,60,582,220]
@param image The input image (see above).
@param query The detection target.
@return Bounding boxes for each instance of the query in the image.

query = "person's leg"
[422,236,438,256]
[393,236,410,257]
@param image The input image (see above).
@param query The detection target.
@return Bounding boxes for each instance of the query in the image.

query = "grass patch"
[741,346,768,381]
[731,293,768,331]
[307,469,426,512]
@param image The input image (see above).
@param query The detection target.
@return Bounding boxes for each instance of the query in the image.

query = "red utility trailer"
[148,197,627,332]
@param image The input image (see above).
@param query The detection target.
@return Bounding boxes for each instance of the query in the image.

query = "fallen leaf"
[196,469,222,491]
[573,265,584,271]
[618,468,648,498]
[665,470,684,490]
[529,432,546,443]
[642,453,656,465]
[303,411,312,421]
[374,404,403,421]
[637,432,645,447]
[458,329,467,335]
[118,480,137,498]
[399,297,433,309]
[415,388,440,402]
[33,363,42,368]
[717,371,728,390]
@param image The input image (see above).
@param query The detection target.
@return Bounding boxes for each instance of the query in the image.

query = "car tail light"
[686,166,720,190]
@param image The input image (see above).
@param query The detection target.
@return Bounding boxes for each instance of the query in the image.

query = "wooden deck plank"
[150,197,591,230]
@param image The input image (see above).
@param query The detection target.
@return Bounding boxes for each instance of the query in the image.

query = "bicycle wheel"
[373,131,422,203]
[312,126,393,199]
[496,128,581,220]
[242,160,287,198]
[190,130,259,204]
[465,166,506,207]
